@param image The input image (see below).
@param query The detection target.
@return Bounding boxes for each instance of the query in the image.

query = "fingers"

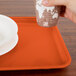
[42,0,67,6]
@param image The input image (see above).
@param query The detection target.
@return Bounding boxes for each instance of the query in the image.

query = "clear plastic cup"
[35,0,60,27]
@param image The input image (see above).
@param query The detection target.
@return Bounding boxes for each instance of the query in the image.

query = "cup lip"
[0,14,18,46]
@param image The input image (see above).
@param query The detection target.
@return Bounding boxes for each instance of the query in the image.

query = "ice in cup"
[35,0,60,27]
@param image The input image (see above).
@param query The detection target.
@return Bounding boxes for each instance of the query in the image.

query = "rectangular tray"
[0,17,71,71]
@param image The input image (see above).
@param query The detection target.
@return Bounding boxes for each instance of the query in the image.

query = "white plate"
[0,15,18,56]
[0,15,18,33]
[0,35,18,56]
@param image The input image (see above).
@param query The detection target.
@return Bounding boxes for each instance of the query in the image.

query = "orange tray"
[0,17,71,71]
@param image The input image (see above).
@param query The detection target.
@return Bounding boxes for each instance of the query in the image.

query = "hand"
[42,0,76,23]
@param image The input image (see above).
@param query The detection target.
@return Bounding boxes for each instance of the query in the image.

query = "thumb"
[42,0,67,6]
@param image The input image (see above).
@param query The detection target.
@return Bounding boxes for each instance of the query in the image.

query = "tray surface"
[0,17,71,70]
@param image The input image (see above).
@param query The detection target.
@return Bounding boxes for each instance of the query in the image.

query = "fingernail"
[42,0,49,5]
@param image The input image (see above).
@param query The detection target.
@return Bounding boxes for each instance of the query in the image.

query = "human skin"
[42,0,76,23]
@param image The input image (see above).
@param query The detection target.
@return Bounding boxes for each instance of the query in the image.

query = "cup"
[35,0,60,27]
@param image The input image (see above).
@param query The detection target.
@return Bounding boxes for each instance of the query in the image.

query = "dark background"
[0,0,76,76]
